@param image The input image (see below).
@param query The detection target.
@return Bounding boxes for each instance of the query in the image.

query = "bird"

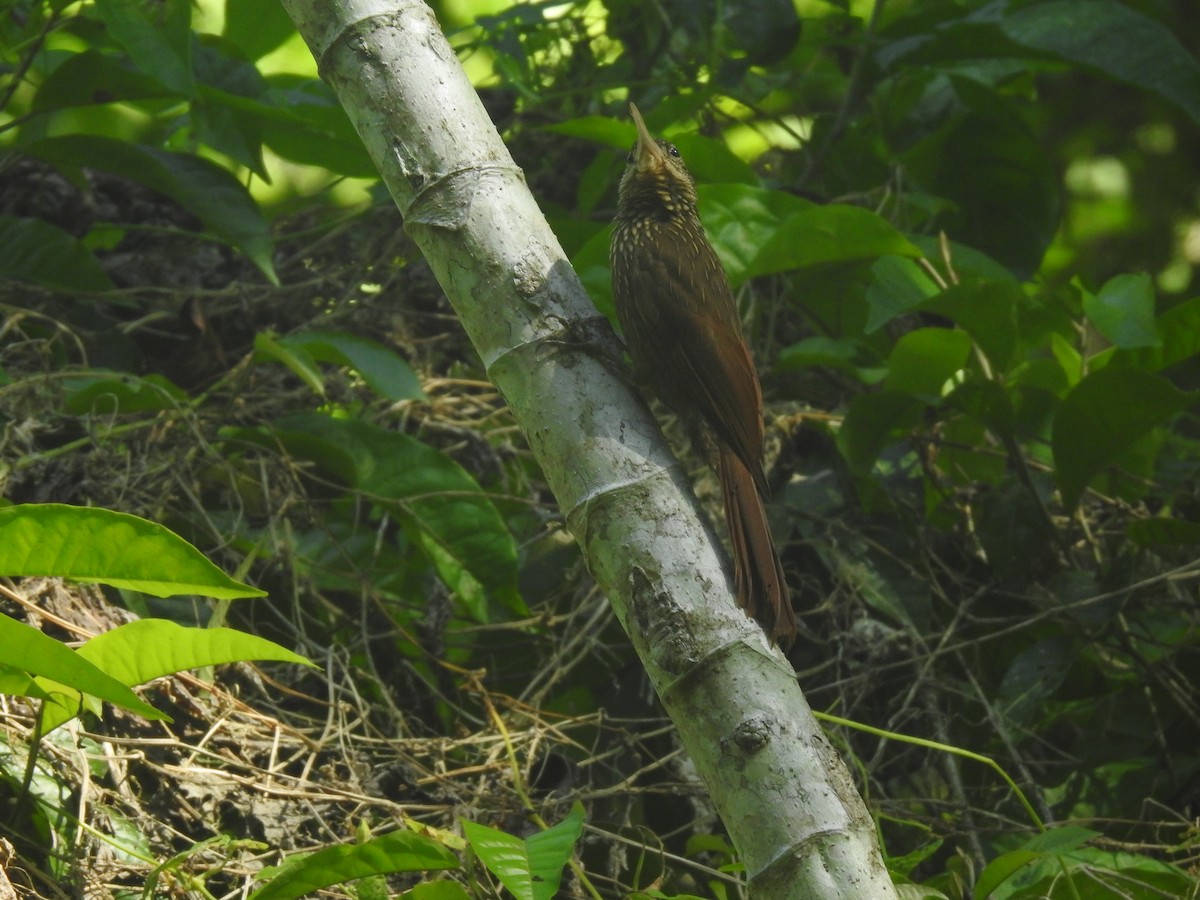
[610,102,796,648]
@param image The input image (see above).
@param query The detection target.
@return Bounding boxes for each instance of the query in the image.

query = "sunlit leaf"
[0,504,265,600]
[0,615,163,720]
[248,831,458,900]
[462,803,584,900]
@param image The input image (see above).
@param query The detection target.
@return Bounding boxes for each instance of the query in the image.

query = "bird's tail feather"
[720,445,796,647]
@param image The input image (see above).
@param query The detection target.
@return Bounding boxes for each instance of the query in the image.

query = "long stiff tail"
[719,445,796,647]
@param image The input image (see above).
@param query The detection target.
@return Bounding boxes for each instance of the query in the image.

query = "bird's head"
[616,103,698,221]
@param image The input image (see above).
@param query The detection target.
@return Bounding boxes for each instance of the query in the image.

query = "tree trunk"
[281,0,898,895]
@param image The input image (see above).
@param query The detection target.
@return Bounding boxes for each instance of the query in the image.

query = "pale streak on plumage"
[610,102,795,647]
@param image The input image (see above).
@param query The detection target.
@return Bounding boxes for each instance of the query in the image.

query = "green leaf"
[698,184,814,287]
[865,255,941,334]
[254,332,325,396]
[0,664,53,701]
[92,0,194,97]
[0,216,114,292]
[64,374,187,414]
[20,135,277,284]
[240,416,522,616]
[0,504,266,600]
[748,205,921,280]
[248,831,458,900]
[919,279,1022,372]
[32,50,170,111]
[255,76,378,178]
[905,77,1059,277]
[670,135,759,186]
[222,0,298,60]
[544,115,633,148]
[1001,0,1200,126]
[0,614,164,721]
[573,227,616,317]
[776,336,887,385]
[38,619,313,732]
[1083,273,1160,350]
[974,849,1041,898]
[885,328,972,398]
[279,331,427,402]
[419,533,490,624]
[1052,369,1194,510]
[192,37,273,177]
[77,619,313,685]
[1104,295,1200,374]
[837,391,926,476]
[1128,517,1200,549]
[1020,824,1101,854]
[401,882,472,900]
[462,802,584,900]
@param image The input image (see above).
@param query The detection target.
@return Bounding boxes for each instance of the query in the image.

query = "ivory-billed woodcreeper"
[610,103,796,648]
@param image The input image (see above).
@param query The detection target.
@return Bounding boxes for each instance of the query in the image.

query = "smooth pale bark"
[281,1,897,895]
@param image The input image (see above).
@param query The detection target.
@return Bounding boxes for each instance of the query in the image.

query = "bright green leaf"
[544,115,633,148]
[248,831,458,900]
[670,135,759,186]
[0,664,53,701]
[0,504,266,600]
[462,802,584,900]
[0,614,164,721]
[38,619,313,732]
[222,0,298,60]
[77,619,313,686]
[570,227,615,318]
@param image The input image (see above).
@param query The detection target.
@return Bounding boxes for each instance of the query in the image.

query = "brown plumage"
[610,102,796,648]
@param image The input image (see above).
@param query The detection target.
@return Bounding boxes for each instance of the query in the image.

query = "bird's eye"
[667,144,681,158]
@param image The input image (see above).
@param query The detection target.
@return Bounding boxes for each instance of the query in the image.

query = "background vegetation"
[1,0,1199,897]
